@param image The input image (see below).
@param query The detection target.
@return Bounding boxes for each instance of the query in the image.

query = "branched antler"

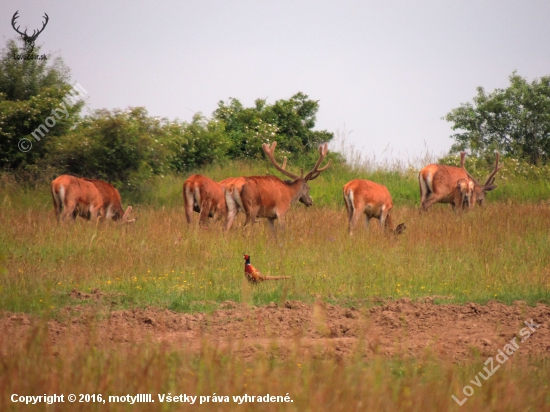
[304,143,332,181]
[483,152,501,187]
[11,11,49,45]
[460,151,501,189]
[262,141,332,182]
[262,142,301,179]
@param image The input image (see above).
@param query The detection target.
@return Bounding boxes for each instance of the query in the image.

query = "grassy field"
[1,202,550,314]
[1,158,550,314]
[1,159,550,411]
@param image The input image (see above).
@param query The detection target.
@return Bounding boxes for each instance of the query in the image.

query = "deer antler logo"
[11,10,49,52]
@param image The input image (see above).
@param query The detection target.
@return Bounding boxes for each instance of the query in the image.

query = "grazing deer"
[220,158,288,226]
[419,152,501,211]
[51,175,134,222]
[224,142,331,231]
[183,174,226,225]
[343,179,406,235]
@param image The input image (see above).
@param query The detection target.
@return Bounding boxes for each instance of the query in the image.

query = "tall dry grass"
[1,320,550,412]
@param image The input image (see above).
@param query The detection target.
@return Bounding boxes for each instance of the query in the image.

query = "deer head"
[11,11,49,50]
[262,141,332,206]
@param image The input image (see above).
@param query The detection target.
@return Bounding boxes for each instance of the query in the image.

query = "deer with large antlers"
[343,179,406,235]
[224,142,331,231]
[11,11,49,50]
[419,151,502,211]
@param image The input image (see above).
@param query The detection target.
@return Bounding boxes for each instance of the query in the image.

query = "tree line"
[1,38,549,189]
[0,39,334,188]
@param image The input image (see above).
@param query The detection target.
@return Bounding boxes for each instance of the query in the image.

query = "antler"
[304,143,332,181]
[11,11,25,37]
[483,151,502,187]
[32,13,49,40]
[459,152,466,168]
[262,142,301,179]
[459,151,481,186]
[11,11,49,42]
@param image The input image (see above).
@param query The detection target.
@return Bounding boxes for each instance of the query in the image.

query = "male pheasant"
[243,254,290,284]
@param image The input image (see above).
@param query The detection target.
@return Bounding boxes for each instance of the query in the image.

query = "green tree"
[167,113,231,172]
[49,107,232,186]
[0,39,83,169]
[48,107,169,186]
[213,92,333,159]
[445,73,550,164]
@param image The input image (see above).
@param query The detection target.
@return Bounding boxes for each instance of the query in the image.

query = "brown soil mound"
[2,299,549,361]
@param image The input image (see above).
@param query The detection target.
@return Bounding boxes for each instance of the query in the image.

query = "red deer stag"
[51,175,134,222]
[219,158,288,227]
[419,152,501,211]
[224,142,331,231]
[343,179,406,235]
[183,174,226,225]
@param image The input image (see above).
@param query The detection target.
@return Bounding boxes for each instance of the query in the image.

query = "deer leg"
[184,192,194,225]
[344,194,354,224]
[382,209,395,232]
[465,194,473,210]
[278,212,287,231]
[347,208,355,234]
[452,190,462,214]
[52,196,62,221]
[418,175,430,208]
[421,192,447,211]
[224,190,238,231]
[89,206,100,222]
[348,210,362,235]
[224,209,237,231]
[199,200,211,225]
[244,208,257,227]
[364,213,372,229]
[379,213,386,231]
[62,201,76,222]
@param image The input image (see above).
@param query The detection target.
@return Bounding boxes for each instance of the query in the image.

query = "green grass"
[1,200,549,315]
[127,157,550,208]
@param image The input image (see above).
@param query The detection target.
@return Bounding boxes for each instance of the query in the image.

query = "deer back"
[239,176,299,215]
[51,175,103,218]
[343,179,393,218]
[183,174,226,220]
[420,165,470,199]
[84,178,133,221]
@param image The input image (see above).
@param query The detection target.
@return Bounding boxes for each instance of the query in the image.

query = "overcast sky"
[2,1,549,161]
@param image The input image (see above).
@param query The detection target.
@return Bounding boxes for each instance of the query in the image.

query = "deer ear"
[484,184,497,192]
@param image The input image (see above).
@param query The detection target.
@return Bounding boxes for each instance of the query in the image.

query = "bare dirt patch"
[2,299,549,361]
